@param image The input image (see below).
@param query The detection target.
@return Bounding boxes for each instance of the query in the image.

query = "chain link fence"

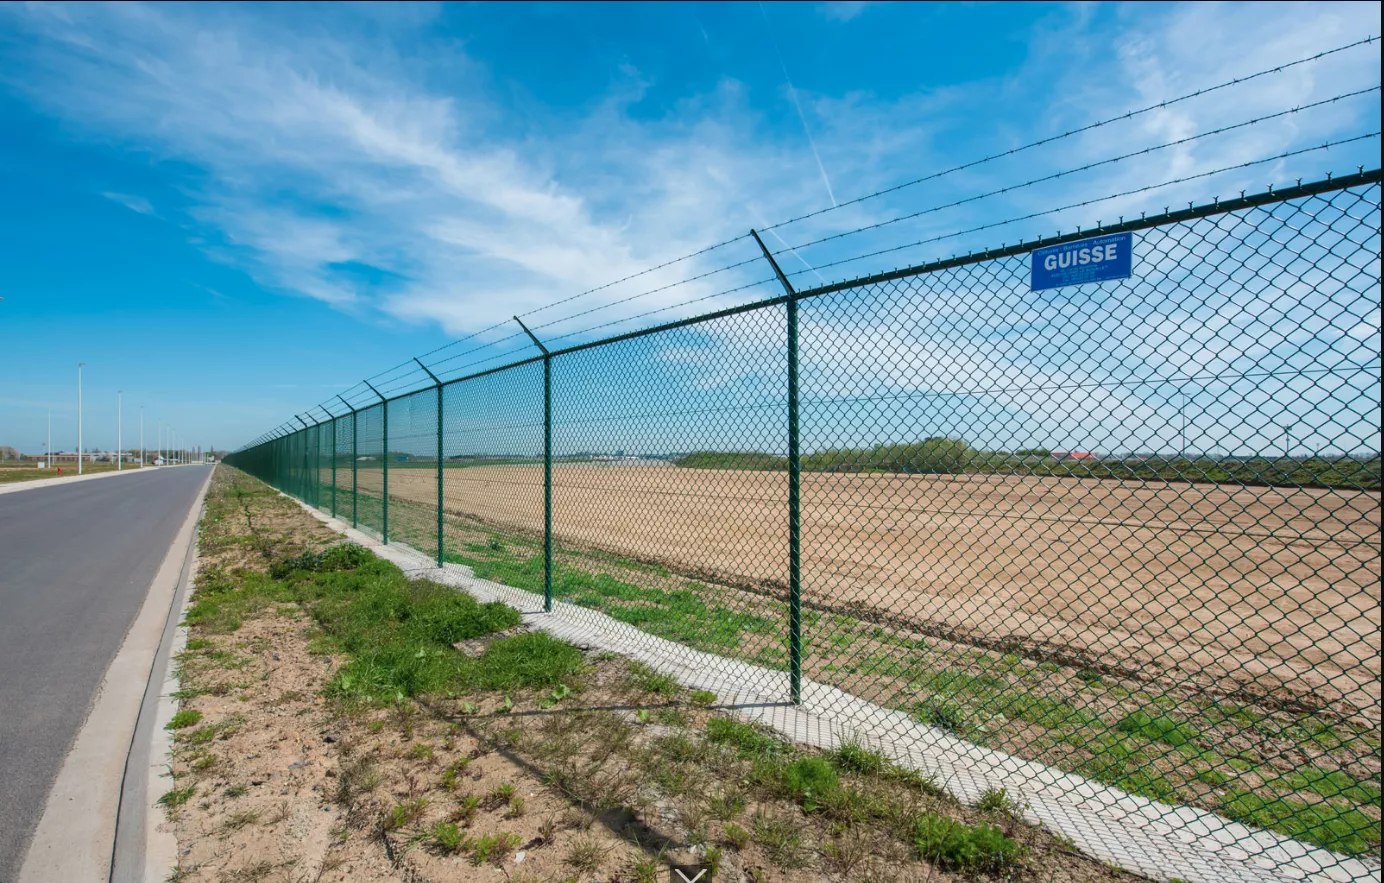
[228,171,1382,875]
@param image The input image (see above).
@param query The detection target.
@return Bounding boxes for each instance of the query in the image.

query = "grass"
[0,461,147,484]
[365,488,1384,857]
[443,538,782,661]
[158,785,196,808]
[1220,791,1381,856]
[448,497,1382,854]
[1117,711,1201,749]
[190,547,584,705]
[166,709,203,730]
[431,821,464,852]
[913,813,1021,871]
[705,718,785,758]
[627,660,679,695]
[830,742,887,775]
[782,757,840,811]
[227,471,1384,862]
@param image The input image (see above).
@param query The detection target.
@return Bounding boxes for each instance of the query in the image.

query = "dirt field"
[372,464,1384,718]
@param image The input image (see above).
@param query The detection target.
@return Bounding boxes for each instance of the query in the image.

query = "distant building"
[1052,451,1096,460]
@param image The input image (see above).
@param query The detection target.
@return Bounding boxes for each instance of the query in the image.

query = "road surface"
[0,466,211,881]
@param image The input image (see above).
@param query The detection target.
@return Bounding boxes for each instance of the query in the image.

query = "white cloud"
[1,1,1378,452]
[101,191,156,216]
[817,2,873,22]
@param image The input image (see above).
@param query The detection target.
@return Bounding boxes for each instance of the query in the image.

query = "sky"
[0,1,1379,456]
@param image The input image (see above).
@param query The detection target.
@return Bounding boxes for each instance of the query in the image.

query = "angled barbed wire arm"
[514,316,555,612]
[753,229,803,705]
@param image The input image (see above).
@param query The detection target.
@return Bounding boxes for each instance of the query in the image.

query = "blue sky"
[0,1,1379,455]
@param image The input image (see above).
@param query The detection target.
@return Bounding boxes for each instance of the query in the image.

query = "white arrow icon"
[673,870,706,883]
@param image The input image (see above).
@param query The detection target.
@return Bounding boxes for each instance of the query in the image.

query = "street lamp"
[139,407,144,467]
[77,362,86,475]
[117,390,123,471]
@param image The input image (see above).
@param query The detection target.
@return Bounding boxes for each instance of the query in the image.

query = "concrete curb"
[285,496,1380,883]
[16,468,212,883]
[109,497,205,883]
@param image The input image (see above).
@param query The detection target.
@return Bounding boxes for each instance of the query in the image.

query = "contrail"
[759,2,838,208]
[761,219,828,285]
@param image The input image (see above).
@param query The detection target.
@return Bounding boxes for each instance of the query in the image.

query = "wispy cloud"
[101,191,156,216]
[818,2,873,22]
[759,2,838,209]
[1,1,1377,386]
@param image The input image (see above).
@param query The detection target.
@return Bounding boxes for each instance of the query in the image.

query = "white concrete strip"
[0,464,186,496]
[289,499,1381,883]
[17,469,212,883]
[138,554,198,883]
[109,533,203,883]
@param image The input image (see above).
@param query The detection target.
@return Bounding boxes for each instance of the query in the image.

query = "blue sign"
[1031,232,1133,292]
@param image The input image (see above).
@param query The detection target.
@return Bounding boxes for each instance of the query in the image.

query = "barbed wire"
[761,35,1379,233]
[400,33,1383,374]
[771,86,1381,259]
[244,37,1382,444]
[783,133,1382,282]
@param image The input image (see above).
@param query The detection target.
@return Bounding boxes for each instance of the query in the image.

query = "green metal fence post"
[514,317,554,613]
[415,358,446,567]
[331,414,338,518]
[338,395,357,529]
[543,356,552,612]
[295,416,310,504]
[753,230,803,705]
[364,381,388,544]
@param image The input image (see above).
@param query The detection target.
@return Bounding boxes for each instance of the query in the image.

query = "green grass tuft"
[782,757,840,811]
[158,785,196,808]
[1220,790,1380,855]
[1117,710,1200,748]
[705,718,784,758]
[913,813,1020,871]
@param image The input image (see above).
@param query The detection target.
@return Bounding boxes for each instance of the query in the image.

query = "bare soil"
[370,464,1383,718]
[164,467,1147,883]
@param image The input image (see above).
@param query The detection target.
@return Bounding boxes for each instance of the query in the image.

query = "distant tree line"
[674,439,1382,491]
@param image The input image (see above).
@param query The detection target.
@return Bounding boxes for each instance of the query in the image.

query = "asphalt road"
[0,466,211,881]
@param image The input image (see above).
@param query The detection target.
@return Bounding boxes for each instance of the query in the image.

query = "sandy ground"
[168,468,1141,883]
[371,464,1381,717]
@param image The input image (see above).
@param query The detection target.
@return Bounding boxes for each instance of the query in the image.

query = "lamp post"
[117,390,123,471]
[139,407,144,467]
[77,362,86,475]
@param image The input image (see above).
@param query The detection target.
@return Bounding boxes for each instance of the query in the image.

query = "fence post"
[415,358,446,568]
[331,414,338,518]
[365,381,388,544]
[316,406,334,513]
[752,230,803,706]
[514,317,554,613]
[295,416,310,504]
[338,395,358,529]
